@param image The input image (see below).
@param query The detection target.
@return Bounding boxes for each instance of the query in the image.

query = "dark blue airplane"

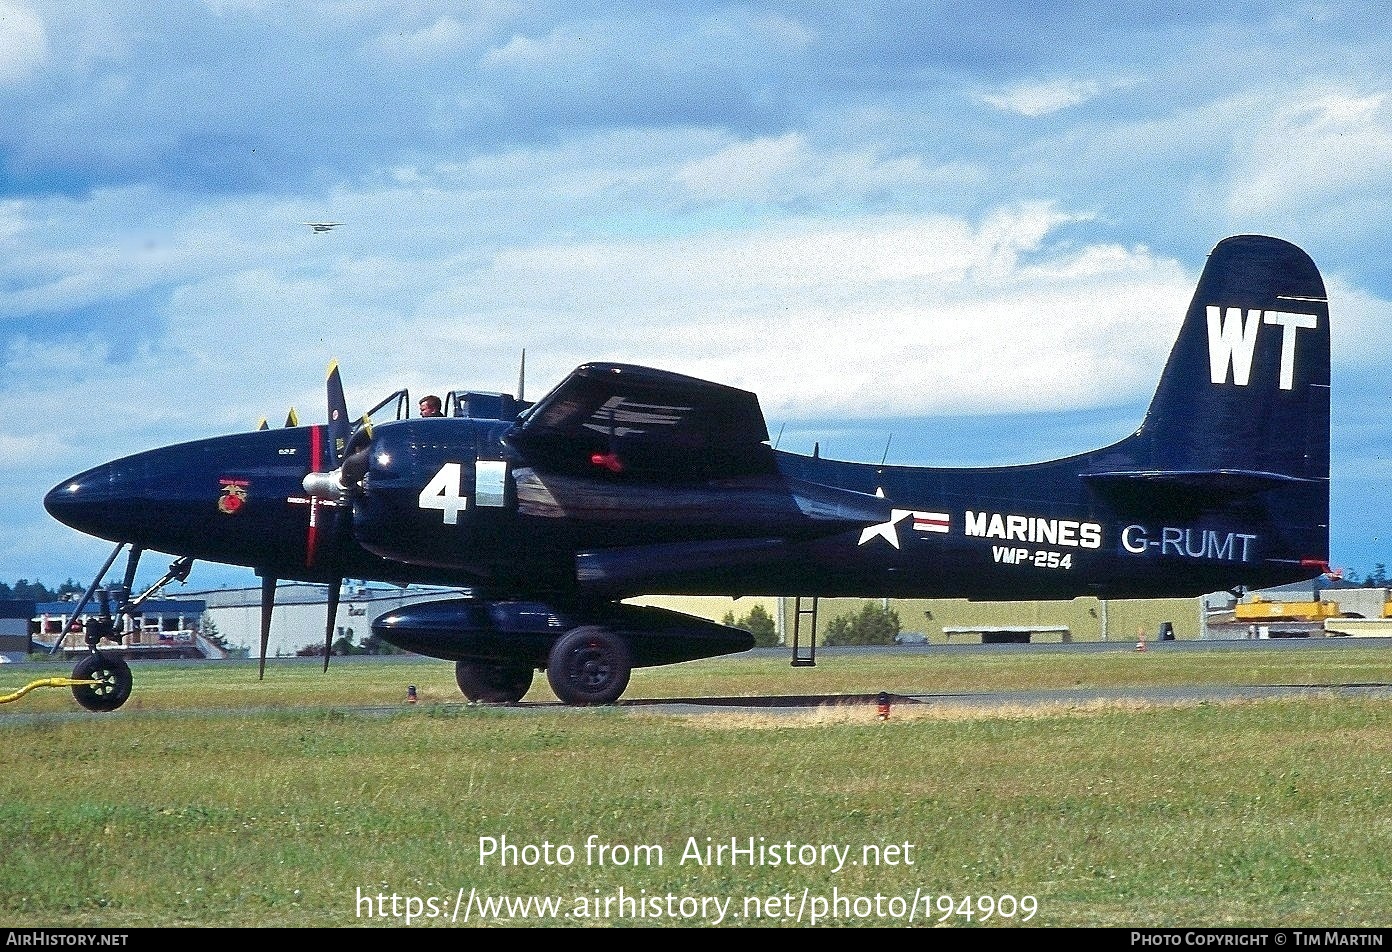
[45,234,1331,710]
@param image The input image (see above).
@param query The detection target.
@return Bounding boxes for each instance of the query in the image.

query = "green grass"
[2,647,1391,928]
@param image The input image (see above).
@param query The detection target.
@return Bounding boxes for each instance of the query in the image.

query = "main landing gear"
[454,660,535,704]
[372,596,753,707]
[545,626,632,706]
[451,627,633,706]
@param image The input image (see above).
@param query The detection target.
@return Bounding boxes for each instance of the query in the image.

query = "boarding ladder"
[790,595,817,667]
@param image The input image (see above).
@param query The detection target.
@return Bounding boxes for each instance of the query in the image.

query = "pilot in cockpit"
[418,394,444,418]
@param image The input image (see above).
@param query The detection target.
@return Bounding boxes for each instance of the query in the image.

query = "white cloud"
[1326,274,1392,372]
[979,78,1102,117]
[1225,91,1392,218]
[674,133,963,209]
[0,0,47,84]
[0,201,26,243]
[0,178,1185,440]
[8,1,1392,583]
[481,28,583,70]
[369,15,473,61]
[410,204,1183,421]
[676,133,806,199]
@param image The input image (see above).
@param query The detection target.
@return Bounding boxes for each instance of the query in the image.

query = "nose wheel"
[70,652,133,712]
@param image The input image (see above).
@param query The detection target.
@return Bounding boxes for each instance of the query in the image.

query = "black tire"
[455,660,534,703]
[71,652,133,712]
[546,626,632,706]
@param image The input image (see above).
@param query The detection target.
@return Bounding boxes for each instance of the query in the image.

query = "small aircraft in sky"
[305,222,343,233]
[44,235,1331,711]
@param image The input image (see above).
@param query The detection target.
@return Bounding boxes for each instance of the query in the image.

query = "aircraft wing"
[506,363,776,481]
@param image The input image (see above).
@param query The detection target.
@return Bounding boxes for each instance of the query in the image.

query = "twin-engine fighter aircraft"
[45,235,1331,710]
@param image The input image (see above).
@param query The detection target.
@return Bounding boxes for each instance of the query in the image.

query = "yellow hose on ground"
[0,677,99,704]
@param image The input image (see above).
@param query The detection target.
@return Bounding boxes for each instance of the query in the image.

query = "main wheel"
[546,626,632,706]
[71,652,133,712]
[455,660,534,703]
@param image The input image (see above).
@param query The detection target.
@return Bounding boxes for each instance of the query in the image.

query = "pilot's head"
[419,395,443,417]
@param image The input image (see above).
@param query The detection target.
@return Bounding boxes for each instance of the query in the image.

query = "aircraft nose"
[45,463,128,541]
[46,429,337,574]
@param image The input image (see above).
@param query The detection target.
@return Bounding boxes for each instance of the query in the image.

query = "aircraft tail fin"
[1088,235,1330,575]
[1126,235,1329,482]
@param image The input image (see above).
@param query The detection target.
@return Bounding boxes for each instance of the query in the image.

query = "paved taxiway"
[5,637,1388,720]
[616,637,1392,715]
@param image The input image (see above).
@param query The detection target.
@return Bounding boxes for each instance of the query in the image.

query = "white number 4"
[419,463,468,524]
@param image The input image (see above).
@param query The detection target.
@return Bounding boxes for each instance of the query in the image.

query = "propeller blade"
[337,415,374,486]
[517,348,526,402]
[326,360,350,464]
[259,408,298,431]
[300,365,362,571]
[323,579,342,673]
[259,575,276,681]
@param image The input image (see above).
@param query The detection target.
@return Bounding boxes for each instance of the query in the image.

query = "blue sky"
[3,1,1390,591]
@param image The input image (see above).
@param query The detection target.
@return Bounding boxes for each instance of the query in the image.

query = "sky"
[2,1,1390,593]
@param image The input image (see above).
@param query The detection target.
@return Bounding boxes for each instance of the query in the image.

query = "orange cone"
[1135,627,1147,652]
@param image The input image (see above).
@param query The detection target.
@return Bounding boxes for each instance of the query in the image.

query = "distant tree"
[0,578,85,601]
[331,628,367,656]
[360,632,407,655]
[10,580,51,601]
[823,603,901,647]
[300,629,376,657]
[198,613,231,650]
[722,604,779,647]
[742,604,778,647]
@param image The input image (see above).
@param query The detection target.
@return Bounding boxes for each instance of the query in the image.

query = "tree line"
[723,601,905,647]
[0,579,85,601]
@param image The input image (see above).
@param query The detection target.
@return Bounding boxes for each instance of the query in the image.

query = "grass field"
[2,646,1391,928]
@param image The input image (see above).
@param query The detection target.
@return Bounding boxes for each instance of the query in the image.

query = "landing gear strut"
[52,543,195,713]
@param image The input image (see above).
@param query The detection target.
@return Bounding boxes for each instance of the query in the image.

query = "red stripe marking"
[305,425,324,566]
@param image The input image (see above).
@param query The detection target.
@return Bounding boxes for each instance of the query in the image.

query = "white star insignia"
[858,509,912,548]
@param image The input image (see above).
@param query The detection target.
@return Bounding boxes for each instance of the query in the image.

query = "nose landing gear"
[41,543,195,712]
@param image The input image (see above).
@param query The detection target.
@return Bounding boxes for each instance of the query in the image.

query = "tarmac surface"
[616,637,1392,715]
[4,636,1389,720]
